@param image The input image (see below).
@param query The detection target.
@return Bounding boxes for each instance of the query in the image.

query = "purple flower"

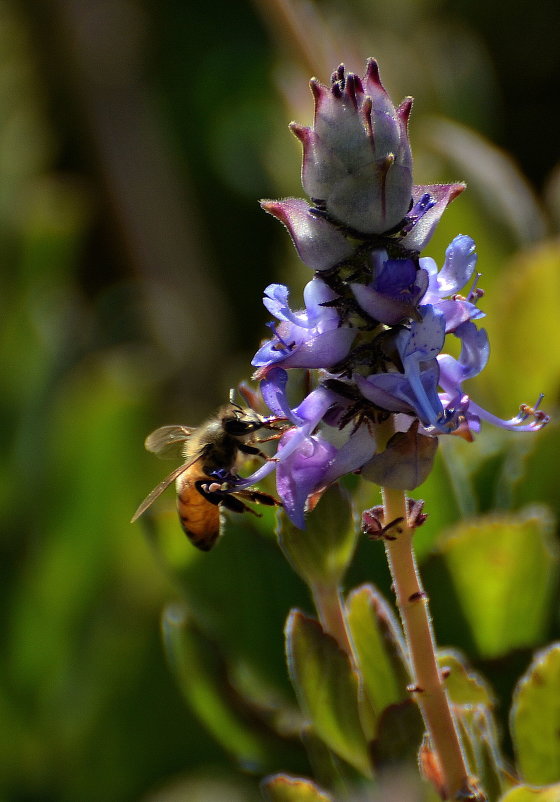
[252,278,356,370]
[421,235,484,332]
[245,367,377,526]
[351,251,429,324]
[355,305,454,432]
[242,60,549,528]
[438,321,549,433]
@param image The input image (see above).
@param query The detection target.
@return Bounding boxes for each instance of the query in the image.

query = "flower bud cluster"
[241,61,548,528]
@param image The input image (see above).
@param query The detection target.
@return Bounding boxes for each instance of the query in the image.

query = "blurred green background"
[1,0,560,799]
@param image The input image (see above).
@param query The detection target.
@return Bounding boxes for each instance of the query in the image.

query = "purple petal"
[351,282,418,324]
[438,322,489,389]
[437,299,484,332]
[260,367,300,423]
[356,360,447,432]
[278,327,356,369]
[276,430,336,528]
[457,323,489,378]
[398,306,446,362]
[294,385,336,425]
[262,284,306,326]
[322,425,376,484]
[437,354,464,390]
[437,235,477,295]
[303,277,341,326]
[355,372,421,415]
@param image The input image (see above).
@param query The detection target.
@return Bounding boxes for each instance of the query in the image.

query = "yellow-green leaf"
[437,510,557,657]
[162,603,271,770]
[511,643,560,785]
[437,649,494,707]
[498,783,560,802]
[489,241,560,411]
[346,584,409,728]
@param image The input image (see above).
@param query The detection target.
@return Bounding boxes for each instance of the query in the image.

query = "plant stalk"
[381,482,471,799]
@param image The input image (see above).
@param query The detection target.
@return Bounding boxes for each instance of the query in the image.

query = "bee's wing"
[131,458,199,523]
[144,425,194,458]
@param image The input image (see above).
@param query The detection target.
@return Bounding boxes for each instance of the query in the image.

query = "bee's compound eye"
[223,415,261,436]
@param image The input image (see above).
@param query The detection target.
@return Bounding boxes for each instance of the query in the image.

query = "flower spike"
[247,59,548,527]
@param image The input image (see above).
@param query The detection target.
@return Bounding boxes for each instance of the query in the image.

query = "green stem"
[311,582,354,658]
[381,483,471,799]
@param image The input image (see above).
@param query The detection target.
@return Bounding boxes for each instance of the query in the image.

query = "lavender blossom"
[251,278,356,369]
[245,61,548,528]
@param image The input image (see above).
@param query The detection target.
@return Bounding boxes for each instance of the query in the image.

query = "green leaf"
[437,649,494,708]
[346,584,409,728]
[437,650,507,798]
[511,643,560,785]
[299,726,354,793]
[285,610,372,777]
[276,484,356,588]
[262,774,333,801]
[498,784,560,802]
[437,510,558,657]
[162,603,274,770]
[456,707,508,801]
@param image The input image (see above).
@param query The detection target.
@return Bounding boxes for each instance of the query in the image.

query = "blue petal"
[260,368,300,423]
[438,235,477,295]
[398,306,446,362]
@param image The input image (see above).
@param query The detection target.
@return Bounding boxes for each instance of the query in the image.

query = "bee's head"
[221,404,264,439]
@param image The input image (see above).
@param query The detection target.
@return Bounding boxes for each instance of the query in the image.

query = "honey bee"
[131,402,281,551]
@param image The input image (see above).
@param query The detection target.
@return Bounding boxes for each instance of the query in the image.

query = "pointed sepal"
[261,197,357,271]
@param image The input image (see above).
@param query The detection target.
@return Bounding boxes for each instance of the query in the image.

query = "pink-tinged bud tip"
[310,78,322,101]
[397,97,414,127]
[288,122,309,144]
[365,58,382,88]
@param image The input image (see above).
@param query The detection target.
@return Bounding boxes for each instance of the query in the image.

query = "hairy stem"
[381,485,472,799]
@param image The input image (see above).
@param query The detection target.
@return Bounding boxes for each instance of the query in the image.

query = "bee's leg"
[194,480,262,517]
[193,480,224,506]
[220,494,261,517]
[238,442,268,460]
[253,432,284,443]
[234,488,281,507]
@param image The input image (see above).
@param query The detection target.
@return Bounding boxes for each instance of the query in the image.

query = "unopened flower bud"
[361,422,438,490]
[292,60,413,235]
